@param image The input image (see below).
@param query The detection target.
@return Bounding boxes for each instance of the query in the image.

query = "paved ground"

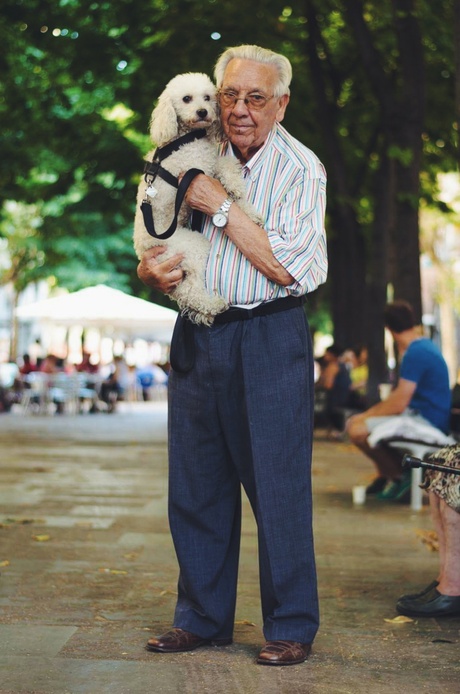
[0,402,459,694]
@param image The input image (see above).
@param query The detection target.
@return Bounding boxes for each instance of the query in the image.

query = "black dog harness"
[140,130,207,239]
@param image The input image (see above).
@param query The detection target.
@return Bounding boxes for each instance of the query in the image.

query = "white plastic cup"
[352,485,366,505]
[378,383,392,401]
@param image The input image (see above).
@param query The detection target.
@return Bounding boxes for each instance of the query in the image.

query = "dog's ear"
[211,99,225,142]
[149,93,179,146]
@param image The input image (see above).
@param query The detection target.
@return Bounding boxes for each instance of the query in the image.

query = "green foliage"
[0,0,457,327]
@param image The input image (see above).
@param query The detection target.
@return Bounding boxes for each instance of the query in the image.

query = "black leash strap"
[141,167,205,240]
[140,130,208,240]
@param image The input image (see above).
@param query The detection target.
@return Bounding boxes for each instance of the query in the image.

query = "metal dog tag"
[146,185,158,199]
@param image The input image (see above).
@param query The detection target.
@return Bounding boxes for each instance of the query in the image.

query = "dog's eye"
[204,95,211,102]
[182,96,192,103]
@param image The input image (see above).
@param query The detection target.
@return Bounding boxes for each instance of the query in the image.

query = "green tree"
[0,0,457,385]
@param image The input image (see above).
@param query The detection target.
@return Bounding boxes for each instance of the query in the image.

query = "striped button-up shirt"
[200,122,328,306]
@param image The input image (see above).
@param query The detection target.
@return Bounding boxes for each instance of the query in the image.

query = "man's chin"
[228,130,253,149]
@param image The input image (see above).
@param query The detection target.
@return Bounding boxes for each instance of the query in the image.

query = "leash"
[140,129,207,239]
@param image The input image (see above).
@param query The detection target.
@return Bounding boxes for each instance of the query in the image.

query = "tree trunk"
[388,0,425,321]
[8,289,19,362]
[305,0,367,348]
[455,0,460,163]
[366,152,396,403]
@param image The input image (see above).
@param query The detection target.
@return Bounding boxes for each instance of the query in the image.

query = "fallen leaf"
[0,560,10,567]
[235,620,257,627]
[384,615,414,624]
[415,529,439,552]
[32,534,50,542]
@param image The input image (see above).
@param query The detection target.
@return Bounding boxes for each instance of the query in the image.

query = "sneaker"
[377,471,412,502]
[394,470,412,503]
[366,477,388,495]
[377,479,401,500]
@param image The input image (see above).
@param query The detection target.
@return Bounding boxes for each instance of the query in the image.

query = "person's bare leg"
[428,493,443,583]
[437,497,460,595]
[347,417,403,479]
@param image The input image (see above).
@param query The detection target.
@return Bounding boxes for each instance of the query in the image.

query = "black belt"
[214,294,306,324]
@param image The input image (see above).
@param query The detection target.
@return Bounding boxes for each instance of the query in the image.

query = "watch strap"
[216,198,233,216]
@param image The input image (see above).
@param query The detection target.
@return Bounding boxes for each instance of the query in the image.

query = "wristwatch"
[212,198,233,228]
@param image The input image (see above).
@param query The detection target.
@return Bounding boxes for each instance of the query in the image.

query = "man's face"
[219,58,289,162]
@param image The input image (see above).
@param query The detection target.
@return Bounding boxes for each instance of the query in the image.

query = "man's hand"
[182,173,228,216]
[137,246,185,294]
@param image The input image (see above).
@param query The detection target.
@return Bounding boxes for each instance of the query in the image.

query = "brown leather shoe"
[146,627,232,653]
[256,640,312,666]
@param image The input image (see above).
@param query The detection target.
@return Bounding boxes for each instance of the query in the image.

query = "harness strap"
[141,168,205,240]
[143,160,178,188]
[155,129,207,161]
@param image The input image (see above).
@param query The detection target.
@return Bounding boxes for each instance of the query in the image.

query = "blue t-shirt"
[400,338,451,433]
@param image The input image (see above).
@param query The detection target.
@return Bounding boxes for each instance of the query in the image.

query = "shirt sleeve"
[266,169,328,294]
[400,343,424,384]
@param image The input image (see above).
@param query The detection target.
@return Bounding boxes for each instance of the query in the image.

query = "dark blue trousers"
[167,306,319,644]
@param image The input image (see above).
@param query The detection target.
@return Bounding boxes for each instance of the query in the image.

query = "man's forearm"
[225,203,294,285]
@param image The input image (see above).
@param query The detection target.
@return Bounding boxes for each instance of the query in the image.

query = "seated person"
[76,351,99,375]
[316,343,351,435]
[136,363,168,401]
[346,301,451,501]
[19,353,37,377]
[348,345,369,411]
[396,443,460,617]
[99,356,128,411]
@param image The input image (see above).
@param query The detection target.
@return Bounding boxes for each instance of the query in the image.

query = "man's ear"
[275,94,290,123]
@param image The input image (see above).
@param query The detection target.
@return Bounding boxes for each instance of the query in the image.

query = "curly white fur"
[133,72,262,325]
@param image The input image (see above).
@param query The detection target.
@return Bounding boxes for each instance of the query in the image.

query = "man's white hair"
[214,44,292,97]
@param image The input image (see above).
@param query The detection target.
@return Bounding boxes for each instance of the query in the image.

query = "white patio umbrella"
[15,284,178,343]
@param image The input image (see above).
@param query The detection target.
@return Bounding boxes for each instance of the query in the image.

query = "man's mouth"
[230,123,251,132]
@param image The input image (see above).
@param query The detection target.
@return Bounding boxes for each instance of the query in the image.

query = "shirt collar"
[220,125,278,175]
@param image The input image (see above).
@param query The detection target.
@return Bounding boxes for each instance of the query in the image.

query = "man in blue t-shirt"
[347,301,451,501]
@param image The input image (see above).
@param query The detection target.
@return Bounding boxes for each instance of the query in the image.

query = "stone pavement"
[0,403,459,694]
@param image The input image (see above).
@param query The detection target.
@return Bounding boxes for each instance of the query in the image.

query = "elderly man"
[138,45,327,666]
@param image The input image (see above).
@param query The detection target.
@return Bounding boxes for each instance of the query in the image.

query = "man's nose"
[196,109,208,119]
[231,98,250,115]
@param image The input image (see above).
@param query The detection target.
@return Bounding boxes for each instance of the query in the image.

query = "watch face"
[213,212,227,227]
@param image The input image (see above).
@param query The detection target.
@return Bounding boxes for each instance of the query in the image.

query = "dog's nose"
[196,109,208,119]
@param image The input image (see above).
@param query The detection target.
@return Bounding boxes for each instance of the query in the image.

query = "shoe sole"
[146,638,232,653]
[397,608,460,618]
[256,656,308,666]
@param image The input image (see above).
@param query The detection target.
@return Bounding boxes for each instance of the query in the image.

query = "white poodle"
[133,72,262,325]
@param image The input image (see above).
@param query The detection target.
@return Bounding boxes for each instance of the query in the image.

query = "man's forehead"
[222,59,277,90]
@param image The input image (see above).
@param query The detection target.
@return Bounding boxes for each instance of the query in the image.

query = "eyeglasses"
[218,90,274,111]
